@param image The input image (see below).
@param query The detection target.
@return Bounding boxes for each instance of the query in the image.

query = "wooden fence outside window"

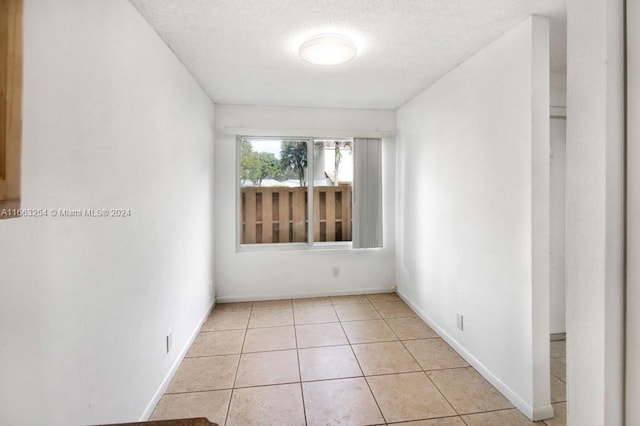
[241,185,352,244]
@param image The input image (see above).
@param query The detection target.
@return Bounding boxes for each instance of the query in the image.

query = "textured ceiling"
[130,0,566,109]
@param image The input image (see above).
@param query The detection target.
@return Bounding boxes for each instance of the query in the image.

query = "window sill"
[237,241,353,253]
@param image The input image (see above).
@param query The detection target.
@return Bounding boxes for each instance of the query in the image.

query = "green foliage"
[240,140,282,186]
[240,140,257,184]
[240,139,309,187]
[280,141,308,186]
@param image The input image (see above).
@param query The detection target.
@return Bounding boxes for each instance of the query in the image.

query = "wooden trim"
[0,1,7,181]
[0,198,20,218]
[0,0,22,214]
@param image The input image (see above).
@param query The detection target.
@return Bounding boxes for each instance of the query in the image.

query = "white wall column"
[626,0,640,424]
[566,0,625,424]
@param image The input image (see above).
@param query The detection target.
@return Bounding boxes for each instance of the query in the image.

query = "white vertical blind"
[353,138,383,248]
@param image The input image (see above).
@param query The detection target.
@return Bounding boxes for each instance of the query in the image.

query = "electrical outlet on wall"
[332,266,340,277]
[456,313,464,331]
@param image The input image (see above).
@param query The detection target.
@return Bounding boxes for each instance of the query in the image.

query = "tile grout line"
[379,312,423,367]
[353,294,398,424]
[469,405,567,425]
[222,307,250,426]
[180,296,553,426]
[374,298,463,420]
[337,295,407,423]
[332,296,387,423]
[343,333,388,423]
[366,295,433,424]
[296,367,472,384]
[376,300,527,421]
[423,363,467,418]
[383,418,465,426]
[367,295,459,423]
[292,314,309,426]
[385,414,469,425]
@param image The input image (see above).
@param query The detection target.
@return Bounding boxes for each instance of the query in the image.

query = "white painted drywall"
[566,0,625,425]
[550,72,567,108]
[214,104,395,301]
[0,1,215,425]
[396,16,551,419]
[549,117,566,335]
[549,72,567,335]
[627,1,640,424]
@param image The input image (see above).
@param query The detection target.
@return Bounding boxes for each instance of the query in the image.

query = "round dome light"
[298,34,357,66]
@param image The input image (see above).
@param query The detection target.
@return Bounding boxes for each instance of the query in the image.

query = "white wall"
[214,104,395,301]
[396,16,551,420]
[628,1,640,424]
[549,72,567,335]
[549,116,566,334]
[550,72,567,108]
[0,1,215,425]
[566,0,625,425]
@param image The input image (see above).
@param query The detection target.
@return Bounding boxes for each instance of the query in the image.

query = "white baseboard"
[215,286,397,303]
[396,289,554,422]
[139,302,215,421]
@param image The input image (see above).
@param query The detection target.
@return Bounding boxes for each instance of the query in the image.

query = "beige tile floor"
[548,340,567,426]
[151,293,567,426]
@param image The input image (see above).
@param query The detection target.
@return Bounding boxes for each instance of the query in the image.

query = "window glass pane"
[313,139,353,242]
[240,138,308,244]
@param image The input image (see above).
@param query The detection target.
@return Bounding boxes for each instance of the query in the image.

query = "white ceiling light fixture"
[298,34,357,66]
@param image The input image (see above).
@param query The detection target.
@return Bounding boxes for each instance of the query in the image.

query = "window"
[238,136,382,248]
[313,139,353,243]
[240,138,310,244]
[0,0,22,218]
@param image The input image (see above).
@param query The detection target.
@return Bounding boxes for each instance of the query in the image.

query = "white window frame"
[236,136,353,252]
[229,128,393,253]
